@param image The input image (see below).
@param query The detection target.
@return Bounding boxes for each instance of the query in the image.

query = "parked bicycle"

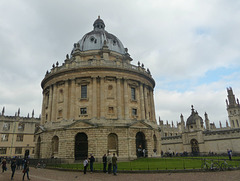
[220,160,233,171]
[201,159,221,171]
[35,161,46,169]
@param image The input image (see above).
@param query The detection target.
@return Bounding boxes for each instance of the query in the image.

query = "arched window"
[36,137,41,159]
[52,136,59,155]
[236,120,239,127]
[232,120,235,127]
[153,134,157,152]
[108,133,118,155]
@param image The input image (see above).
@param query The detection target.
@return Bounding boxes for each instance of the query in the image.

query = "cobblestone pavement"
[1,167,240,181]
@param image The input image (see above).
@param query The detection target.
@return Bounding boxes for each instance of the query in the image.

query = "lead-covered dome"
[73,16,126,55]
[186,106,203,126]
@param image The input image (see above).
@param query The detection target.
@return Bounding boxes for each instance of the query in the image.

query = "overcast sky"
[1,0,240,127]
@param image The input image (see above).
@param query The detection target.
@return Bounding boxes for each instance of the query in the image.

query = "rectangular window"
[1,134,9,142]
[16,134,24,142]
[18,123,25,131]
[131,87,136,100]
[132,108,137,116]
[80,107,87,115]
[81,85,87,98]
[15,147,22,154]
[2,123,10,131]
[0,148,7,154]
[232,120,235,127]
[108,107,114,114]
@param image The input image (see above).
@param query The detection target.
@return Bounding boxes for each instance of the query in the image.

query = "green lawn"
[49,157,240,171]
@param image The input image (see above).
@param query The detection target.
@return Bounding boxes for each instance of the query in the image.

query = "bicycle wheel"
[220,163,227,171]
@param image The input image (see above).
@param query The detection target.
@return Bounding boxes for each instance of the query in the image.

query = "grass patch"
[49,157,240,171]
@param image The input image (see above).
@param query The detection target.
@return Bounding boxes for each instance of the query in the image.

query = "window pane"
[131,87,136,100]
[81,85,87,98]
[80,108,87,115]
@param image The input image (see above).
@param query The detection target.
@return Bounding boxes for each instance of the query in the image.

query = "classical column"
[69,79,76,119]
[117,77,122,119]
[100,77,105,119]
[63,80,69,119]
[51,83,57,122]
[48,85,53,122]
[150,89,156,122]
[144,85,149,120]
[92,77,97,118]
[124,78,129,120]
[41,91,46,124]
[139,83,145,120]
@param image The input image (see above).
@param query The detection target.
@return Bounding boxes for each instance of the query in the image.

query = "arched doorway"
[108,133,118,155]
[75,133,88,160]
[52,136,59,158]
[36,137,41,158]
[190,139,199,156]
[136,132,146,157]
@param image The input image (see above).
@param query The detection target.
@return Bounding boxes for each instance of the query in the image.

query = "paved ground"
[1,167,240,181]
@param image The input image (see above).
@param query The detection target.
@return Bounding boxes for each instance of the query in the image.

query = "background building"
[160,87,240,155]
[35,17,161,162]
[0,108,40,158]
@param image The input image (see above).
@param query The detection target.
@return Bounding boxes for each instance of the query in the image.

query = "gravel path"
[1,167,240,181]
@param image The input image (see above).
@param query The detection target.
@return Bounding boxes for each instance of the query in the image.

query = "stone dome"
[73,16,126,55]
[186,106,203,125]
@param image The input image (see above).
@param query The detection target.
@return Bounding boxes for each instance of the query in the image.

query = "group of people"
[1,157,30,180]
[83,153,118,175]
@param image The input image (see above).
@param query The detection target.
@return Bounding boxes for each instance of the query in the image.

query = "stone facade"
[160,87,240,155]
[35,17,161,162]
[0,109,40,158]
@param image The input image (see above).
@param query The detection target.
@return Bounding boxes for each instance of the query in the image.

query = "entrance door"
[136,132,146,157]
[75,133,88,160]
[190,139,199,156]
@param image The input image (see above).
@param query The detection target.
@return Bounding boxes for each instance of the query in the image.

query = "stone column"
[48,85,53,122]
[124,78,129,120]
[92,77,97,118]
[150,89,156,122]
[139,83,145,120]
[51,83,57,122]
[69,79,76,119]
[117,77,122,119]
[144,85,149,120]
[63,80,69,119]
[100,77,105,119]
[41,91,46,124]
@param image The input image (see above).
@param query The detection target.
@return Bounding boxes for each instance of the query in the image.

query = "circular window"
[90,37,95,42]
[108,85,113,90]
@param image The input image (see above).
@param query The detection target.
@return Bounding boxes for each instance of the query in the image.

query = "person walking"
[227,149,232,161]
[107,153,112,174]
[89,154,95,173]
[10,158,16,180]
[83,157,88,174]
[1,158,7,173]
[112,153,117,175]
[102,154,107,173]
[22,160,30,180]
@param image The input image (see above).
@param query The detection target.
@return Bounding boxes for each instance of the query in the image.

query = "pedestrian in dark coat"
[89,154,95,173]
[102,154,107,173]
[22,160,30,180]
[112,153,117,175]
[1,158,7,173]
[11,158,17,180]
